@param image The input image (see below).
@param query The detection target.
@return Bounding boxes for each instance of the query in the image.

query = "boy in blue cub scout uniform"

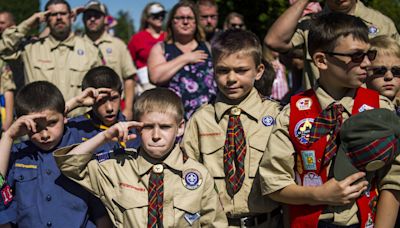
[0,81,109,227]
[65,66,140,162]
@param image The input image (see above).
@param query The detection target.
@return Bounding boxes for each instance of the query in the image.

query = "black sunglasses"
[323,50,377,63]
[151,11,166,20]
[367,66,400,77]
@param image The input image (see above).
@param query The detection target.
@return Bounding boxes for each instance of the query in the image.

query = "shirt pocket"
[13,167,39,210]
[112,191,148,226]
[32,62,55,82]
[68,64,91,90]
[199,135,225,177]
[173,194,202,228]
[248,134,268,178]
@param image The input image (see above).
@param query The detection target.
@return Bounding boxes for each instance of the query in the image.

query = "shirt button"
[47,221,52,227]
[19,175,24,181]
[46,169,52,175]
[46,195,52,201]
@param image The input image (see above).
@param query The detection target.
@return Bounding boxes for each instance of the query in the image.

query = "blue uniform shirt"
[67,111,141,162]
[0,127,106,227]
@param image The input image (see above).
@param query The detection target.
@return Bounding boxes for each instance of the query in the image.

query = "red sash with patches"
[288,88,379,228]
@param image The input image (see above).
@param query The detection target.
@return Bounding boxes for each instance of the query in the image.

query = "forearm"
[123,78,135,119]
[375,190,399,228]
[269,184,325,206]
[3,91,14,131]
[68,131,108,155]
[149,54,190,85]
[0,133,14,176]
[264,0,309,51]
[0,19,31,57]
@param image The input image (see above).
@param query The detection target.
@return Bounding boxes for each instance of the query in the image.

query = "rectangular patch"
[184,212,200,225]
[199,132,221,137]
[301,150,317,170]
[119,182,145,192]
[15,163,37,169]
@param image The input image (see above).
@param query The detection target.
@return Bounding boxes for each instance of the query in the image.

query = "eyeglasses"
[229,23,244,29]
[367,66,400,77]
[323,50,377,63]
[173,16,195,22]
[150,12,166,20]
[83,11,104,20]
[200,15,218,20]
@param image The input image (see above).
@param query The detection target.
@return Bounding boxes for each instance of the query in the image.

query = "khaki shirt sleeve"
[379,95,395,111]
[120,45,136,80]
[0,19,31,59]
[182,114,201,162]
[200,171,228,227]
[259,105,296,195]
[0,62,16,93]
[53,145,104,198]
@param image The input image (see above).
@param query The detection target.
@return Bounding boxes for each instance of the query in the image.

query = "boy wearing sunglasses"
[366,35,400,116]
[259,13,398,228]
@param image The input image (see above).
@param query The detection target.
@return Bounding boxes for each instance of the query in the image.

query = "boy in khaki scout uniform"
[53,88,228,228]
[81,0,137,120]
[182,29,282,227]
[0,0,99,116]
[259,13,400,228]
[265,0,400,90]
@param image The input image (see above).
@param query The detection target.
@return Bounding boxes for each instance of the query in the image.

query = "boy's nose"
[41,131,50,141]
[105,101,113,113]
[152,128,161,141]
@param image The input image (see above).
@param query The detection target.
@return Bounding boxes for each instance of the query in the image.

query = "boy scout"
[365,35,400,115]
[82,0,137,120]
[0,81,109,227]
[53,88,228,227]
[259,13,398,228]
[0,0,99,116]
[66,66,140,162]
[182,29,282,227]
[265,0,400,90]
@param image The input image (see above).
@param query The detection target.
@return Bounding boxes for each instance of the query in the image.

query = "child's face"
[139,111,184,159]
[93,89,121,126]
[215,52,264,102]
[320,35,371,89]
[29,109,66,151]
[366,53,400,100]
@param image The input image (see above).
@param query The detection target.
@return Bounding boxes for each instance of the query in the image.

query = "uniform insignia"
[365,213,374,228]
[77,49,85,56]
[296,153,303,175]
[303,172,322,186]
[358,104,374,113]
[262,116,275,126]
[184,212,201,225]
[294,118,314,144]
[296,98,312,111]
[368,25,379,36]
[1,185,13,206]
[153,164,164,173]
[301,150,317,170]
[182,169,202,190]
[106,48,112,54]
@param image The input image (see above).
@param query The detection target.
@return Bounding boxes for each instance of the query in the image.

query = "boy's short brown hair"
[133,88,184,122]
[308,12,369,56]
[212,29,262,67]
[370,35,400,59]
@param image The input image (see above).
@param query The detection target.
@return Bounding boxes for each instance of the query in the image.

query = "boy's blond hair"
[133,88,184,122]
[370,35,400,59]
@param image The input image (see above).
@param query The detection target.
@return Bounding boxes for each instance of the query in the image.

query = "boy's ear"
[177,119,185,137]
[313,51,328,70]
[255,63,265,81]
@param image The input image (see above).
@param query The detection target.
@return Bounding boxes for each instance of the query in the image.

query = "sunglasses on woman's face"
[367,66,400,77]
[150,12,166,20]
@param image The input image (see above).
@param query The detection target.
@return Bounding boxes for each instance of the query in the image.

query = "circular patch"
[296,98,312,111]
[106,48,112,54]
[152,164,164,173]
[77,49,85,56]
[368,26,379,35]
[262,116,275,126]
[182,169,202,190]
[294,118,314,144]
[365,160,385,172]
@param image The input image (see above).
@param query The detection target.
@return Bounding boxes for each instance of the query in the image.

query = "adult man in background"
[197,0,220,43]
[82,0,136,120]
[265,0,400,90]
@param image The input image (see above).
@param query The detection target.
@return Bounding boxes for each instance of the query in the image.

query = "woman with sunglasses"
[148,1,217,121]
[128,2,166,93]
[223,12,246,31]
[366,35,400,118]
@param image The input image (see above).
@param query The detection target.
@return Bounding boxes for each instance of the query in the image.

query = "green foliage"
[364,0,400,31]
[113,10,135,43]
[0,0,40,24]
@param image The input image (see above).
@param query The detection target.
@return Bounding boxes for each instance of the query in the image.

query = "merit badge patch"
[358,104,374,113]
[368,25,379,36]
[296,98,312,111]
[106,48,112,54]
[301,150,317,171]
[303,172,322,187]
[182,169,202,190]
[262,116,275,127]
[294,118,314,144]
[184,212,201,225]
[77,49,85,56]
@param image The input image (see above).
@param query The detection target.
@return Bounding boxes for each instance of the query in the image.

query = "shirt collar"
[214,88,263,122]
[314,84,356,114]
[136,144,184,176]
[84,32,112,46]
[49,33,75,51]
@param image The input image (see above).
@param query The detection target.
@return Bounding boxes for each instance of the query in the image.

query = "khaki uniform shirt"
[291,1,400,90]
[0,20,100,115]
[83,33,136,81]
[53,144,228,228]
[0,59,16,94]
[182,89,281,217]
[259,85,398,226]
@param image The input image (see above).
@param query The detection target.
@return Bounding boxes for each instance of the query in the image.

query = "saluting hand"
[103,121,143,143]
[26,10,50,29]
[65,88,112,114]
[4,114,47,140]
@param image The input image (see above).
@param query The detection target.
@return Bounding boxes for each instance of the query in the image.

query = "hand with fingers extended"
[26,10,50,29]
[183,50,208,64]
[103,121,143,143]
[65,87,112,114]
[314,172,368,206]
[4,114,47,140]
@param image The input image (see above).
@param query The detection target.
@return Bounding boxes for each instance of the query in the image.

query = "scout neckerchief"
[223,106,246,198]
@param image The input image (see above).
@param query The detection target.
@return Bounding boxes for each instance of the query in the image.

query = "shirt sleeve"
[0,19,31,60]
[259,105,297,195]
[0,154,18,225]
[182,114,202,162]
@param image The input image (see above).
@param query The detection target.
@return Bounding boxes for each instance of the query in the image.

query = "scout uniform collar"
[83,32,112,46]
[136,144,185,176]
[214,88,263,122]
[314,83,356,114]
[49,33,75,52]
